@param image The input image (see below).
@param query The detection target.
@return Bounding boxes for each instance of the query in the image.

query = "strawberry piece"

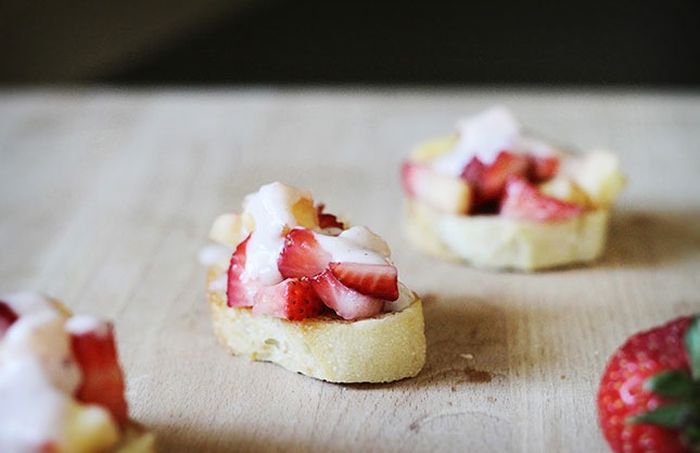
[597,316,699,453]
[529,155,560,183]
[0,301,18,338]
[500,176,583,221]
[329,262,399,301]
[70,323,128,425]
[278,228,331,279]
[252,278,325,321]
[311,270,383,320]
[316,204,345,230]
[461,151,530,210]
[227,234,253,307]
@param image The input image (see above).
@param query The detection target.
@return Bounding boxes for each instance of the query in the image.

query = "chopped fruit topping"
[500,177,583,222]
[529,155,560,183]
[311,270,383,320]
[329,262,399,301]
[597,316,700,453]
[401,161,471,214]
[570,151,626,207]
[291,197,319,229]
[227,235,253,307]
[0,301,18,337]
[209,213,254,247]
[278,228,331,279]
[538,178,591,207]
[316,204,345,230]
[461,151,530,211]
[70,324,128,425]
[252,278,325,321]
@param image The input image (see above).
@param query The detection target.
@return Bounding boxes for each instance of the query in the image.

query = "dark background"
[2,0,699,86]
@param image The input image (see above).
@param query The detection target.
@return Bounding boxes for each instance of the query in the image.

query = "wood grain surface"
[1,89,699,452]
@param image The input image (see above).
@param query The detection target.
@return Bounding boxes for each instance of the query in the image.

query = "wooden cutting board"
[1,89,699,452]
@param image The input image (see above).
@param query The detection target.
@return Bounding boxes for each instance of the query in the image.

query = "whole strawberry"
[597,315,700,452]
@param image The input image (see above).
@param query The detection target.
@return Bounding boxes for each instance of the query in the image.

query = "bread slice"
[405,199,609,271]
[207,268,426,383]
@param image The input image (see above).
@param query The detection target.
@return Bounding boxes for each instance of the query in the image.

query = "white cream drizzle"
[431,106,556,176]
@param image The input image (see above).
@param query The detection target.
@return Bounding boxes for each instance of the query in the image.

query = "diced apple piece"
[401,162,471,214]
[291,197,320,230]
[569,151,625,207]
[63,402,120,453]
[409,135,458,162]
[209,213,254,247]
[539,177,592,208]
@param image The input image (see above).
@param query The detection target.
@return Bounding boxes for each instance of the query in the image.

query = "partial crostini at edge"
[0,291,154,453]
[401,106,626,271]
[201,182,426,384]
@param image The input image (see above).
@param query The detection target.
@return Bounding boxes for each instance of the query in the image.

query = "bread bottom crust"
[405,199,609,271]
[207,277,426,383]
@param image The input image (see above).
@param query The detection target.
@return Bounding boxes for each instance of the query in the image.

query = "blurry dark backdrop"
[1,0,699,86]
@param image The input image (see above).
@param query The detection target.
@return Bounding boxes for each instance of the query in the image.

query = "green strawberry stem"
[629,315,700,452]
[687,317,700,381]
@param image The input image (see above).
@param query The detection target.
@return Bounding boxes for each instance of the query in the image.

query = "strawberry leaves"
[644,370,696,399]
[686,317,700,381]
[630,403,692,427]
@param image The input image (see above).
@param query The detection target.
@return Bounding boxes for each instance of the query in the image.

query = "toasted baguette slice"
[405,199,609,271]
[207,268,426,383]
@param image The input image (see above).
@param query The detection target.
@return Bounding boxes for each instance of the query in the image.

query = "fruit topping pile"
[0,298,129,427]
[216,183,409,322]
[402,150,585,221]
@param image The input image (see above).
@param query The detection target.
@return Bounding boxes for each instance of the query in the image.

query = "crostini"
[401,107,625,271]
[201,182,426,383]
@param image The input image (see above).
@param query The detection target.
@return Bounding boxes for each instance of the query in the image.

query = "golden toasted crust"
[206,269,426,383]
[405,199,609,271]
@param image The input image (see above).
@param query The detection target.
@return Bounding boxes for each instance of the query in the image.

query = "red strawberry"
[461,151,530,209]
[500,176,583,221]
[329,262,399,301]
[311,270,383,320]
[316,204,345,230]
[252,278,325,321]
[227,234,253,307]
[529,155,560,183]
[597,315,700,453]
[70,322,128,425]
[278,228,331,279]
[0,301,18,338]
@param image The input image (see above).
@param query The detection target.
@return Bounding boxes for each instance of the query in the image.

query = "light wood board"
[1,89,699,452]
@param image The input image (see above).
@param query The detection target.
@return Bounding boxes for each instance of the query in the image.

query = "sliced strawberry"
[461,151,530,212]
[311,270,383,320]
[278,228,331,279]
[529,155,560,183]
[500,176,583,221]
[329,262,399,301]
[316,204,345,230]
[0,301,18,338]
[70,323,128,425]
[252,278,325,321]
[227,234,253,307]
